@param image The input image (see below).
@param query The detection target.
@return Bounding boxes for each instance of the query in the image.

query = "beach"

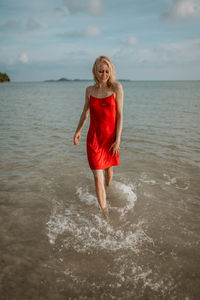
[0,80,200,299]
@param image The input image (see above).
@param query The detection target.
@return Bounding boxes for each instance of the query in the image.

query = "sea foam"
[46,180,152,254]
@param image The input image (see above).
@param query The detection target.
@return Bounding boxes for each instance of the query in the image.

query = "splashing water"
[46,180,148,254]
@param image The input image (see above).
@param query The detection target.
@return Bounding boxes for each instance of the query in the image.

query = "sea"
[0,80,200,300]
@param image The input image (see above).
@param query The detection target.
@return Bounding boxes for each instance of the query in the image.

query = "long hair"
[92,56,116,87]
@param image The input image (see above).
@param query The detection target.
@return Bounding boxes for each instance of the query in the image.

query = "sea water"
[0,81,200,299]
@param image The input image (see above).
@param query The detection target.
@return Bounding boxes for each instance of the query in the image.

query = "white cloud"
[113,37,200,66]
[162,0,200,22]
[84,26,100,37]
[63,0,103,15]
[26,17,42,30]
[154,38,200,63]
[19,52,29,63]
[58,26,100,38]
[121,36,137,46]
[88,0,102,15]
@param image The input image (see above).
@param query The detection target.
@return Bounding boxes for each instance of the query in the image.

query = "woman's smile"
[97,63,110,82]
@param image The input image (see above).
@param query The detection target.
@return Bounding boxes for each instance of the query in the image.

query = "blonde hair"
[92,56,116,87]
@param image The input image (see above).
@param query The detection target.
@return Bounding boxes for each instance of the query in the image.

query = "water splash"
[110,180,137,219]
[45,180,153,254]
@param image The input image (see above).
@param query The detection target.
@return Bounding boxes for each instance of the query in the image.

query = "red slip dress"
[87,93,120,170]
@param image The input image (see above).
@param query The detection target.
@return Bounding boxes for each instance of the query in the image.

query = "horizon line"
[6,79,200,83]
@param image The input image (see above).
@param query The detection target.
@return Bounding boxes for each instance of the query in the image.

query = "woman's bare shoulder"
[113,81,123,91]
[113,81,123,97]
[86,85,95,98]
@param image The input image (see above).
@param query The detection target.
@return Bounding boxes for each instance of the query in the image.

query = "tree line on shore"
[0,72,10,82]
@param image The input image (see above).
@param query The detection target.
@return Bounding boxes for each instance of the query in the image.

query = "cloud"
[0,19,21,31]
[63,0,84,14]
[19,52,29,63]
[0,50,29,66]
[121,36,137,46]
[54,7,68,15]
[63,0,102,15]
[162,0,200,22]
[113,37,200,66]
[84,26,100,37]
[113,47,153,65]
[26,17,42,30]
[58,26,100,38]
[154,38,200,63]
[88,0,103,15]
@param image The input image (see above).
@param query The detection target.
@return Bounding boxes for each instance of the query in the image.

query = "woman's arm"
[110,82,124,156]
[73,88,90,146]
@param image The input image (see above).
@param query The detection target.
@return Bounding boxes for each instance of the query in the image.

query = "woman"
[73,56,123,221]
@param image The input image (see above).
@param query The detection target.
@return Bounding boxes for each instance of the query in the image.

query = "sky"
[0,0,200,81]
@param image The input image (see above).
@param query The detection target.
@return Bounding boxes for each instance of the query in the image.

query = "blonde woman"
[73,56,123,221]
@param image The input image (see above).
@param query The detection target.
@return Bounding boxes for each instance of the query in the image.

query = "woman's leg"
[105,166,113,186]
[92,169,109,221]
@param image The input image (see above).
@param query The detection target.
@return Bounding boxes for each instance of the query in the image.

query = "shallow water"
[0,81,200,299]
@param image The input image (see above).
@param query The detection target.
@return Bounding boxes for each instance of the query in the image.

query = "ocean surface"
[0,81,200,300]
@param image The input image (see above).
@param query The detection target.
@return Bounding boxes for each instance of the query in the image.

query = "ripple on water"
[45,173,197,299]
[46,180,150,254]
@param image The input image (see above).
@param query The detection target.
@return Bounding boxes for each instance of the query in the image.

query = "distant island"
[44,78,90,82]
[0,72,10,82]
[44,78,131,82]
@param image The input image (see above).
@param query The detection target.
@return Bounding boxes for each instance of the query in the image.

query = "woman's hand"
[73,131,81,146]
[109,140,120,156]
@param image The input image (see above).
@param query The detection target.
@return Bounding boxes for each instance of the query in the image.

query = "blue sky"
[0,0,200,81]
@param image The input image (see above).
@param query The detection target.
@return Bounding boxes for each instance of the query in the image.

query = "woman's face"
[96,62,110,84]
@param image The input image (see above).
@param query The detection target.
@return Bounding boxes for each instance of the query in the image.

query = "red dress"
[87,93,120,170]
